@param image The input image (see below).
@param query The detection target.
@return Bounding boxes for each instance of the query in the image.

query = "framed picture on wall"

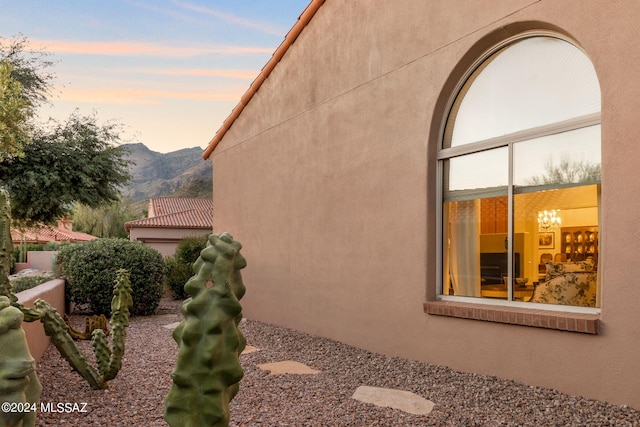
[538,232,554,249]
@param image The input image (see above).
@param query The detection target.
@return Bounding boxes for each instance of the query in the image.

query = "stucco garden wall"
[16,279,65,362]
[210,0,640,408]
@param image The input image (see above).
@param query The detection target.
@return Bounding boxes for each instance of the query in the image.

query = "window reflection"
[513,125,601,189]
[440,35,601,308]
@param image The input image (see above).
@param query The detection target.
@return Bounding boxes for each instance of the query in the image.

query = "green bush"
[57,238,166,316]
[43,241,60,251]
[165,235,208,299]
[11,275,51,293]
[165,256,191,300]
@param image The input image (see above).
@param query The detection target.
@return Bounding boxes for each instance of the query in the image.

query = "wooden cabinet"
[560,226,598,264]
[480,196,507,234]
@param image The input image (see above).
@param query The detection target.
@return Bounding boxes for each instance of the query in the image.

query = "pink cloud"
[144,68,257,80]
[57,86,243,105]
[30,39,273,57]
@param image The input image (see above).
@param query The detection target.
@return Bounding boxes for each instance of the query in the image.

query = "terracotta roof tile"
[149,197,213,217]
[125,197,213,232]
[10,225,97,244]
[125,209,212,231]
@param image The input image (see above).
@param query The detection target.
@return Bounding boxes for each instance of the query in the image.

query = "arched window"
[439,36,601,309]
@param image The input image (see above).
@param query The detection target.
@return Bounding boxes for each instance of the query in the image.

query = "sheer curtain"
[445,200,481,297]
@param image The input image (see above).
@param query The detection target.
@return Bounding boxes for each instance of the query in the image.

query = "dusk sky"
[1,0,311,153]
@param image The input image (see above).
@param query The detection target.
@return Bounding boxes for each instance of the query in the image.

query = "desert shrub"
[57,238,166,316]
[43,241,60,251]
[175,235,209,265]
[165,235,208,299]
[11,275,51,293]
[165,256,191,300]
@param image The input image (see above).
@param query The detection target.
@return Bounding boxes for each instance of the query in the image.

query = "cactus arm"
[100,269,131,381]
[34,299,105,390]
[91,329,112,377]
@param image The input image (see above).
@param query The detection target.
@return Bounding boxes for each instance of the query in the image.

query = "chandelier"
[538,210,561,231]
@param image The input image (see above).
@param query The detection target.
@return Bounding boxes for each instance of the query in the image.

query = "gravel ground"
[33,298,640,426]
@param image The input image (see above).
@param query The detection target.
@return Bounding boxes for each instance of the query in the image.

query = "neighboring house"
[124,197,213,256]
[10,218,97,245]
[202,0,640,409]
[10,219,97,271]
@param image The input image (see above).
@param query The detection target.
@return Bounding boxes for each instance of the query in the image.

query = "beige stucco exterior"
[208,1,640,408]
[128,227,210,257]
[17,279,65,362]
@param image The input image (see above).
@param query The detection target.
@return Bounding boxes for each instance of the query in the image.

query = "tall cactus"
[92,269,132,381]
[164,232,247,427]
[0,189,15,304]
[0,296,42,427]
[0,190,41,427]
[35,269,132,389]
[35,298,104,389]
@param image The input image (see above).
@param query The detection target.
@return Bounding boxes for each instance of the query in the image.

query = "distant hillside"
[121,143,212,202]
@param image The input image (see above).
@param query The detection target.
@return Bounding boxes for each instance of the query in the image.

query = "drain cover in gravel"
[257,361,321,375]
[352,386,435,415]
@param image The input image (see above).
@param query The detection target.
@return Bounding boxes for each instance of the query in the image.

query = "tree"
[0,36,131,225]
[0,112,131,224]
[71,198,139,239]
[0,35,54,108]
[527,155,601,186]
[0,61,34,160]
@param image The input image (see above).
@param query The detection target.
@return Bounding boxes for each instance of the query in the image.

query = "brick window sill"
[423,300,599,334]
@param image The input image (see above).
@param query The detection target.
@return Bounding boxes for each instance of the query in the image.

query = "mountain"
[121,143,212,202]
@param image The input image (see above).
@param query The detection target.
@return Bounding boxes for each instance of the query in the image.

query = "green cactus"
[34,298,105,390]
[91,269,132,381]
[0,190,41,427]
[35,269,132,389]
[0,189,16,304]
[164,232,247,427]
[0,296,42,427]
[0,191,132,396]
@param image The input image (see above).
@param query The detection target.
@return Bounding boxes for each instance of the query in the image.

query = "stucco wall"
[27,251,57,271]
[210,0,640,408]
[16,279,66,362]
[129,227,211,257]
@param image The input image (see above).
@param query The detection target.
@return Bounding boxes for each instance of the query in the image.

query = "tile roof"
[124,198,213,231]
[149,197,213,217]
[10,223,97,244]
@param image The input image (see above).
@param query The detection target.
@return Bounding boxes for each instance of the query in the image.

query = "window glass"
[513,185,600,307]
[443,149,508,298]
[439,35,601,309]
[444,148,508,200]
[445,37,601,148]
[513,124,601,190]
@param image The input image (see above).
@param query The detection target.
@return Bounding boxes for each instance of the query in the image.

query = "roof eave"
[202,0,325,160]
